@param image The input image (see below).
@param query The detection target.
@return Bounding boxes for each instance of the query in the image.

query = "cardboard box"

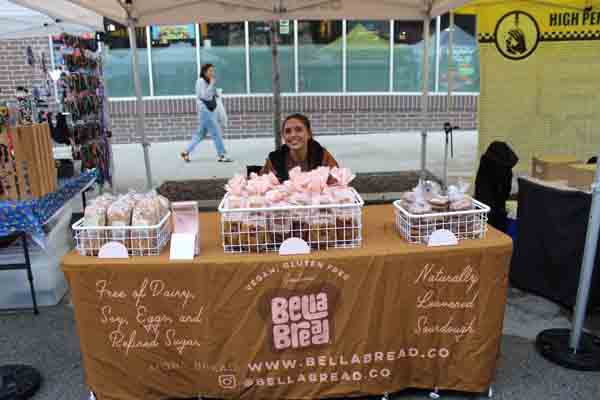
[531,154,579,181]
[568,164,597,191]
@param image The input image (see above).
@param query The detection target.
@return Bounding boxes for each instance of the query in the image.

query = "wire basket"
[393,198,490,244]
[72,212,172,256]
[218,188,364,253]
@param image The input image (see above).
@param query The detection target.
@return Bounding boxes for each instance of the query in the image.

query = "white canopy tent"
[64,0,467,25]
[0,0,103,39]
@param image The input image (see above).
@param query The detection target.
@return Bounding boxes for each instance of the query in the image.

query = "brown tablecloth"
[62,205,513,400]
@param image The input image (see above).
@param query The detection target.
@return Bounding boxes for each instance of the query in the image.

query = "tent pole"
[420,17,430,180]
[442,12,455,192]
[270,20,282,150]
[536,149,600,370]
[127,19,153,190]
[570,150,600,349]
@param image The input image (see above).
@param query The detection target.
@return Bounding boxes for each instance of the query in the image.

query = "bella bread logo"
[494,11,540,60]
[259,284,340,352]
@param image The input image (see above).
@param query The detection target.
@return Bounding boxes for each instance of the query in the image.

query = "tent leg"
[421,131,428,179]
[442,12,455,192]
[570,150,600,349]
[420,17,430,180]
[270,21,282,150]
[127,21,153,190]
[536,148,600,371]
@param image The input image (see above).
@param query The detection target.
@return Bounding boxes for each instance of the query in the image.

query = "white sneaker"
[218,155,233,162]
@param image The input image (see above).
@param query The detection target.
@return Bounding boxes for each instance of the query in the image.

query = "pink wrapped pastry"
[246,174,272,209]
[289,191,312,206]
[330,167,355,187]
[264,172,280,187]
[311,189,335,207]
[329,167,356,204]
[287,167,311,193]
[225,174,248,209]
[265,188,289,208]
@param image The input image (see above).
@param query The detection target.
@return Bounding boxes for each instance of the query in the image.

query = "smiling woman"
[261,113,338,183]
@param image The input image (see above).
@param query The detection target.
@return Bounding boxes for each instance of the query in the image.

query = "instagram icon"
[218,374,237,390]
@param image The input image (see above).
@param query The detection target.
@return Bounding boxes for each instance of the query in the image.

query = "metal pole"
[443,12,455,192]
[421,132,428,173]
[570,149,600,351]
[127,19,153,190]
[420,17,430,180]
[270,21,282,150]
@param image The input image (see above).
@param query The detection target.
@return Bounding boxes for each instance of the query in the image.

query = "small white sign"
[279,238,311,255]
[98,242,129,258]
[428,229,459,247]
[170,233,196,260]
[172,201,199,255]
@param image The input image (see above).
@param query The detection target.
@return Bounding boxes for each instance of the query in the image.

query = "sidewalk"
[111,131,478,192]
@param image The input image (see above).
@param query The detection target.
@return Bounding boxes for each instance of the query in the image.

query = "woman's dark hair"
[282,113,312,137]
[200,63,214,83]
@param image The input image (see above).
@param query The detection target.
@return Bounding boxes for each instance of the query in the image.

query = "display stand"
[52,33,111,187]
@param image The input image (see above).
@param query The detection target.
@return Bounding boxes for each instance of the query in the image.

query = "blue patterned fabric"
[0,170,97,241]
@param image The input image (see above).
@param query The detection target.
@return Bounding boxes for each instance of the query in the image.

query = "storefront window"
[198,22,246,95]
[249,21,294,93]
[101,18,479,99]
[150,25,197,96]
[347,20,390,92]
[438,14,479,93]
[393,20,436,92]
[297,20,343,92]
[103,26,150,98]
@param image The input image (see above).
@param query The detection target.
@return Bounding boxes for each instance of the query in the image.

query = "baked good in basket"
[107,199,133,249]
[269,211,292,247]
[290,210,310,242]
[240,212,269,252]
[223,212,244,249]
[335,209,359,244]
[81,200,110,256]
[308,212,336,250]
[130,198,160,255]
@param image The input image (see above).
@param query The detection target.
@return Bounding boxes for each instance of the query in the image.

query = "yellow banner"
[460,1,600,55]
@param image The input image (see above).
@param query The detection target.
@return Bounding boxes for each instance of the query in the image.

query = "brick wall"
[0,37,56,105]
[108,94,478,144]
